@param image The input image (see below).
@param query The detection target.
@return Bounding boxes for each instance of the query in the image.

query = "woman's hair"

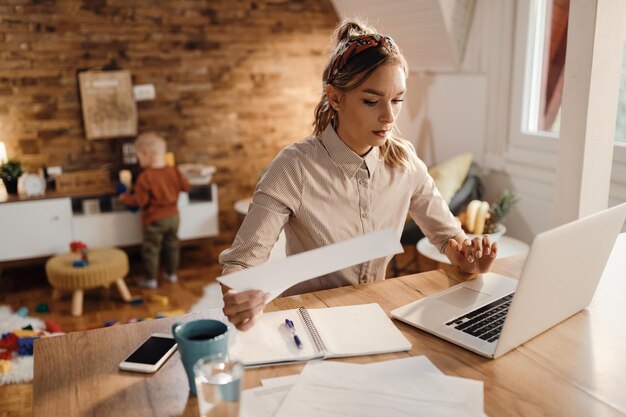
[313,19,413,169]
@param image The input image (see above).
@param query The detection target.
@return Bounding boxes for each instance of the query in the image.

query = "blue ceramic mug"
[172,319,229,395]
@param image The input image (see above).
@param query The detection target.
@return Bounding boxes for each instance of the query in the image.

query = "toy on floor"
[13,329,40,338]
[17,336,39,356]
[45,320,62,333]
[0,333,18,352]
[148,294,169,306]
[129,296,144,306]
[36,303,49,313]
[155,309,186,319]
[16,307,28,317]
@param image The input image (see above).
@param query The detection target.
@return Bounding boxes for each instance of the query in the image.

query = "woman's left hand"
[446,235,498,275]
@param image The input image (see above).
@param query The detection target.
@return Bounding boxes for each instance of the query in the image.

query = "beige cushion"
[428,153,473,204]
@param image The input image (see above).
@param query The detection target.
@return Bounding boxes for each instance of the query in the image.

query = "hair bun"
[334,18,375,45]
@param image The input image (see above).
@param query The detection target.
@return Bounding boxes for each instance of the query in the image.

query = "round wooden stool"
[45,248,132,317]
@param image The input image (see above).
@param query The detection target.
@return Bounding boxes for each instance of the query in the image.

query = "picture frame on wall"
[78,69,137,140]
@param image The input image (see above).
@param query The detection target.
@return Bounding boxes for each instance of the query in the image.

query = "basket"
[55,169,111,194]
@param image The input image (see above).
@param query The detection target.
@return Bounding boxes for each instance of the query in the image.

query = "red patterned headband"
[328,34,397,81]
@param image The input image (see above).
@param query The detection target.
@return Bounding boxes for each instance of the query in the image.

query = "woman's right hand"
[222,289,269,331]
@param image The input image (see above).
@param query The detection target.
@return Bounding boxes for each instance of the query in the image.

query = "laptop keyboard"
[445,293,515,343]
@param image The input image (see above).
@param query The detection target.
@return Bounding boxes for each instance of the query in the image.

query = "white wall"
[397,74,487,167]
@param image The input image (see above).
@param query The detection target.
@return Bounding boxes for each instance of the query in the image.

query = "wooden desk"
[33,235,626,417]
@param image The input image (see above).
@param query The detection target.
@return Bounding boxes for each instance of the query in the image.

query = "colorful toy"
[155,309,186,319]
[72,259,88,268]
[129,296,144,306]
[17,336,39,356]
[21,324,33,330]
[13,330,39,338]
[0,360,11,373]
[70,241,89,266]
[36,303,50,313]
[45,320,62,333]
[0,351,12,360]
[116,183,140,212]
[148,294,169,306]
[0,333,18,351]
[16,306,28,317]
[70,241,87,253]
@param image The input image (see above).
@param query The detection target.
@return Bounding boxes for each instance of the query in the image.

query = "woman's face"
[327,63,406,156]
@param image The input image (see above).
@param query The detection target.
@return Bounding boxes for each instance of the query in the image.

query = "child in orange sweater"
[120,132,190,289]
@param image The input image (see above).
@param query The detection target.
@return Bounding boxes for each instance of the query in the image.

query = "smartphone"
[118,333,177,373]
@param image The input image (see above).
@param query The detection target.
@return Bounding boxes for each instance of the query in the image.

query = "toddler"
[120,132,190,289]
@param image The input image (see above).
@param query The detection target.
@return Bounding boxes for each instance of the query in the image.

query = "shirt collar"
[319,124,381,178]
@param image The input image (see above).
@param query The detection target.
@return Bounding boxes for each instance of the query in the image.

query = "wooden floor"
[0,242,426,417]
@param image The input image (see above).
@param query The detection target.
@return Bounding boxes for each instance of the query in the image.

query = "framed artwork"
[78,70,137,140]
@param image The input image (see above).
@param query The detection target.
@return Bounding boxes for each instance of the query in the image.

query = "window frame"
[508,0,626,168]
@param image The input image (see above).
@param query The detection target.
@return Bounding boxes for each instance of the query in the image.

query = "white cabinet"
[72,211,143,248]
[0,184,219,261]
[0,198,73,261]
[178,186,219,240]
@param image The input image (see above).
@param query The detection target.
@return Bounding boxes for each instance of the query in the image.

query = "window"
[525,0,626,144]
[524,0,569,135]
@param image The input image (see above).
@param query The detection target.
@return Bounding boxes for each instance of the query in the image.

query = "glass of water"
[194,353,244,417]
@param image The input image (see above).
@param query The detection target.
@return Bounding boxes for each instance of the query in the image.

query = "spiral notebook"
[230,303,411,367]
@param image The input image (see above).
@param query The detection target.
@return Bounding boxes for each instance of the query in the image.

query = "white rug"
[189,282,224,313]
[0,305,47,385]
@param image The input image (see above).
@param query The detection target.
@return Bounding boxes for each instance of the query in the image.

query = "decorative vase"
[1,178,18,195]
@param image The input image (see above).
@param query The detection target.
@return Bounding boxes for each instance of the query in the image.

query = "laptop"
[391,202,626,359]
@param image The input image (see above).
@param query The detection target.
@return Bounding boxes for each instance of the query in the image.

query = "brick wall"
[0,0,338,241]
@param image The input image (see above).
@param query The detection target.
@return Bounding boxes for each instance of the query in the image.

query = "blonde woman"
[220,20,497,330]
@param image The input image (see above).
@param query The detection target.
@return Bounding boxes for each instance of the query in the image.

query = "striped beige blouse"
[219,124,463,296]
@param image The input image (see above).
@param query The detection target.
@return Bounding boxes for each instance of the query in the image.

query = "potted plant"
[0,159,24,195]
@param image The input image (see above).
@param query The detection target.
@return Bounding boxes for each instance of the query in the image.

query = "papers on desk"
[240,356,485,417]
[217,228,403,301]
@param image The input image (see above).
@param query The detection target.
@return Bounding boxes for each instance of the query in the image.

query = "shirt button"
[362,212,369,219]
[359,179,367,186]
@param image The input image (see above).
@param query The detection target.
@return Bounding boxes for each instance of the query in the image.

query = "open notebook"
[230,303,411,367]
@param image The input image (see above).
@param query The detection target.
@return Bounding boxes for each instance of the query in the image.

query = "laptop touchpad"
[437,287,493,309]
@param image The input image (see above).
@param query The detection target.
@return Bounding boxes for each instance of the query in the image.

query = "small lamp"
[0,141,7,164]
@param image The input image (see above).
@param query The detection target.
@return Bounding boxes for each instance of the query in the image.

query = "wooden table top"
[32,236,626,417]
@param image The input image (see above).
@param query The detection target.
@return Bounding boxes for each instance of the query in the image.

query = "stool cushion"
[46,248,129,290]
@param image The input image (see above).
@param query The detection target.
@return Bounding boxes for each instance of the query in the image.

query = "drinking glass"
[194,353,244,417]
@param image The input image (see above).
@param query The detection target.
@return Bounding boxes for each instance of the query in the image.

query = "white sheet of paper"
[218,228,403,301]
[260,356,441,387]
[270,361,483,417]
[239,385,292,417]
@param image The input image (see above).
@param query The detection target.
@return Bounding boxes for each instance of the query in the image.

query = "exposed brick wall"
[0,0,338,242]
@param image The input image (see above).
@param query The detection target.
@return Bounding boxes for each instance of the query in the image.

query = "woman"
[220,20,498,331]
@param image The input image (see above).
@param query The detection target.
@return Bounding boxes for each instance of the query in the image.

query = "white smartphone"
[118,333,178,373]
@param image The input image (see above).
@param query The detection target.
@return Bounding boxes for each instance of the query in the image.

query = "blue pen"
[285,319,303,350]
